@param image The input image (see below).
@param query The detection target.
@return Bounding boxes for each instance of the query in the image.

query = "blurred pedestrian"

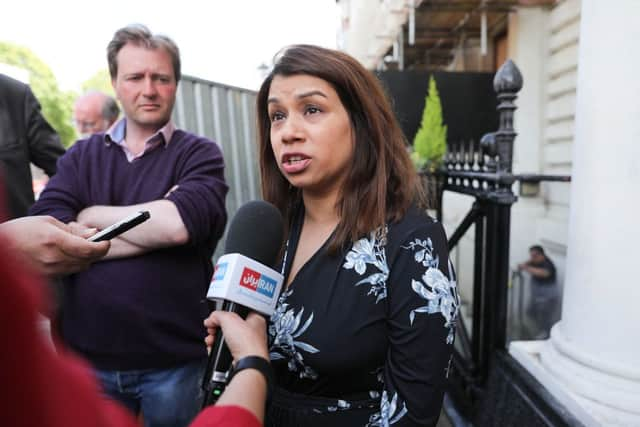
[0,73,65,218]
[518,245,560,339]
[73,90,120,137]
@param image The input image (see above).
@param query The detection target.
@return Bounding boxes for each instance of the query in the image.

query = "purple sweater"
[30,130,228,370]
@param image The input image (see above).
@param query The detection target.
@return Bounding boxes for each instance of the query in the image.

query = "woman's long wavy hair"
[256,44,425,254]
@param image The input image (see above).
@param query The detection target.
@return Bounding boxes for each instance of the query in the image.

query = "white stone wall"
[508,0,581,295]
[508,6,550,274]
[511,1,640,424]
[336,0,582,335]
[537,0,581,280]
[442,0,581,331]
[337,0,411,68]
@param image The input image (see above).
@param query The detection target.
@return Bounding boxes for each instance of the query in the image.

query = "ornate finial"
[494,59,523,93]
[480,132,496,156]
[480,132,497,172]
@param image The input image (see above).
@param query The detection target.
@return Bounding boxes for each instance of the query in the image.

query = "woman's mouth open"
[282,154,311,174]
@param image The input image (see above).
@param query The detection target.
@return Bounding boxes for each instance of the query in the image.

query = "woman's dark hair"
[256,44,425,253]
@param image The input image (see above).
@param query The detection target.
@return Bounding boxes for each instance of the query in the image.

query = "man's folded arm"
[76,200,188,259]
[77,140,228,259]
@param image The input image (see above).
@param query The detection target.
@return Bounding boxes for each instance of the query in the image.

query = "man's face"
[111,44,177,133]
[530,250,545,264]
[74,97,109,137]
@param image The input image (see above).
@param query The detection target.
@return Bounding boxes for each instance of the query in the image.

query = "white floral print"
[344,227,389,303]
[366,390,408,427]
[269,215,456,424]
[403,238,459,344]
[402,237,439,269]
[269,288,320,379]
[327,399,352,412]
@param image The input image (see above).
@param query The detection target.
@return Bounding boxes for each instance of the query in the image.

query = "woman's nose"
[279,115,303,144]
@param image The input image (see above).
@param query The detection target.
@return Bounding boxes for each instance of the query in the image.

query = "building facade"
[338,1,640,425]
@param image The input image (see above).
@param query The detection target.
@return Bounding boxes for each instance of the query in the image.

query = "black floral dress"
[266,206,459,427]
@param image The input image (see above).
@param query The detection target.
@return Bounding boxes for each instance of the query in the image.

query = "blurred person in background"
[0,73,65,219]
[518,245,560,339]
[73,90,120,137]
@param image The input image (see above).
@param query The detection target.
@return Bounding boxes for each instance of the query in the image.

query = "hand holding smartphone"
[87,211,151,242]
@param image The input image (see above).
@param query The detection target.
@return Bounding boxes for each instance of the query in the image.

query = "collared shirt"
[105,118,176,162]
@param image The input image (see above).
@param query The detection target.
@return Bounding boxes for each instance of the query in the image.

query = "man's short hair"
[107,24,181,82]
[529,245,545,255]
[102,96,120,123]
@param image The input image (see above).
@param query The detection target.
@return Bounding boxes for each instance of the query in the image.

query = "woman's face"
[267,74,354,199]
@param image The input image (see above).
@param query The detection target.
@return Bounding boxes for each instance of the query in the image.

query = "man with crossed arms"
[31,24,228,427]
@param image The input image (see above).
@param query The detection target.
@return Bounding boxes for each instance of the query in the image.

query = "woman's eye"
[305,106,321,115]
[270,111,285,122]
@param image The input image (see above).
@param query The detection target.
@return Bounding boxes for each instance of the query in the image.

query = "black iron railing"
[425,59,572,422]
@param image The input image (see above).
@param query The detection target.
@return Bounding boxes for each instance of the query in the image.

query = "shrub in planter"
[411,75,447,173]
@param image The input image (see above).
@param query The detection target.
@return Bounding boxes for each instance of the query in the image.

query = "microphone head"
[224,200,284,268]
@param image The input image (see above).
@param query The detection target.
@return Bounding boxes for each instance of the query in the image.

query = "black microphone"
[201,200,284,407]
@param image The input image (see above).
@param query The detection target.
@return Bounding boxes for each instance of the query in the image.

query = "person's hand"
[0,216,110,276]
[67,221,99,238]
[75,206,98,228]
[204,311,268,360]
[203,312,269,421]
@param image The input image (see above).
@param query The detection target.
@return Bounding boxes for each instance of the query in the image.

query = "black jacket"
[0,73,65,218]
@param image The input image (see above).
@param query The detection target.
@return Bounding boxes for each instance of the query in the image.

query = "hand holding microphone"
[202,312,270,421]
[204,312,268,360]
[201,200,284,408]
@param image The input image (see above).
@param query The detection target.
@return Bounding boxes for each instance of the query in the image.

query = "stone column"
[510,1,640,425]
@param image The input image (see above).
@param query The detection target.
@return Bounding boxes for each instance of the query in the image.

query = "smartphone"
[87,211,151,242]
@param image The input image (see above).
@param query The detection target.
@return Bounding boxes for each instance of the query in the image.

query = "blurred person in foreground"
[0,214,109,277]
[73,90,120,137]
[0,73,65,219]
[30,24,228,426]
[0,188,267,425]
[0,224,268,427]
[257,44,459,426]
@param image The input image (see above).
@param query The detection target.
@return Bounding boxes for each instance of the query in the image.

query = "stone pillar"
[510,1,640,425]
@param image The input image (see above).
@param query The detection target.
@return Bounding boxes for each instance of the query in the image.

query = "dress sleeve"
[379,220,459,426]
[164,139,228,245]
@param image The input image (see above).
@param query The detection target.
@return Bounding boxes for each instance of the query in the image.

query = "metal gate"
[433,60,576,426]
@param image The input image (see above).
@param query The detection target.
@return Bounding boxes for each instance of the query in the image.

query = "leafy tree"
[0,41,77,147]
[81,69,115,96]
[411,75,447,172]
